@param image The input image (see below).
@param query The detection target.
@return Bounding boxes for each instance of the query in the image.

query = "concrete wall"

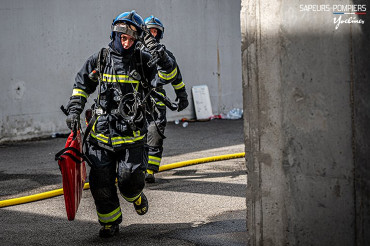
[352,0,370,244]
[0,0,242,142]
[242,0,369,245]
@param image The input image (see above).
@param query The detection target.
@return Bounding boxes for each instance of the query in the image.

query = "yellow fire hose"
[0,152,245,208]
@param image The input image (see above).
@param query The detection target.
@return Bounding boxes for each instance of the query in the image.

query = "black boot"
[99,224,119,238]
[145,170,155,183]
[134,192,149,215]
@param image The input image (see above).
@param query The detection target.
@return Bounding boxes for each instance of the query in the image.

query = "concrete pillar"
[352,0,370,244]
[241,0,369,245]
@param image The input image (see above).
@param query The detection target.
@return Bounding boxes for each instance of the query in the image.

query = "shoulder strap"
[95,47,109,109]
[76,47,108,166]
[97,47,108,73]
[55,146,84,165]
[135,45,148,85]
[55,146,84,160]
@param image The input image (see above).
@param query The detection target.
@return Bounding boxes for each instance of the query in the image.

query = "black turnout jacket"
[66,43,178,151]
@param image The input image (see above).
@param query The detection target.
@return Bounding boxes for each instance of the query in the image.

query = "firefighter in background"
[65,10,178,237]
[143,15,189,183]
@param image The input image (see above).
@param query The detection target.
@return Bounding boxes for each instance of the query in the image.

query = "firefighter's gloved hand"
[176,90,189,112]
[66,113,80,130]
[155,45,166,60]
[143,30,160,53]
[143,31,167,61]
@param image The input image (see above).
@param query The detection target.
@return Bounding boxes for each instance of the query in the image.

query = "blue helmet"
[144,15,164,39]
[111,10,144,39]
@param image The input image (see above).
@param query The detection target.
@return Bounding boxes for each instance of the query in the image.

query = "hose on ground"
[0,152,245,208]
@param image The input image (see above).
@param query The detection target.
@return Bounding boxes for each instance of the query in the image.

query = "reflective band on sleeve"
[151,93,165,106]
[72,89,89,99]
[120,192,142,202]
[148,155,161,166]
[97,207,122,223]
[172,81,185,90]
[158,67,177,81]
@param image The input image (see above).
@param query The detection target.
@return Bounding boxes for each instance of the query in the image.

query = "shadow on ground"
[0,208,246,246]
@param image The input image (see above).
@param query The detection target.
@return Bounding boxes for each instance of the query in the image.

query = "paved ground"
[0,119,247,246]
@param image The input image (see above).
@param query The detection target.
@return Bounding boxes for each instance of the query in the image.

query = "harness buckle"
[94,108,106,115]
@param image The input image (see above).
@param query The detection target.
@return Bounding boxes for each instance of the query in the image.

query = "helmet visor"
[112,23,138,39]
[146,24,164,32]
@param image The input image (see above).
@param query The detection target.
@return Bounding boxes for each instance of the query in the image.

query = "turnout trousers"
[86,143,148,225]
[146,106,167,173]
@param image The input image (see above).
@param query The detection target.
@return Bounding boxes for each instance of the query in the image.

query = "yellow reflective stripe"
[102,74,139,84]
[102,74,116,82]
[151,93,165,106]
[148,156,161,166]
[134,196,142,206]
[172,81,185,90]
[97,207,122,223]
[91,132,109,143]
[92,116,99,132]
[158,67,177,81]
[133,131,140,137]
[91,132,144,145]
[90,116,109,143]
[120,192,141,202]
[72,89,89,98]
[111,134,145,145]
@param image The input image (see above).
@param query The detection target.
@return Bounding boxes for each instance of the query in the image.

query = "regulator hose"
[0,152,245,208]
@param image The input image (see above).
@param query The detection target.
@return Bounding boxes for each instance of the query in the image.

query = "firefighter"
[65,10,178,237]
[143,15,189,183]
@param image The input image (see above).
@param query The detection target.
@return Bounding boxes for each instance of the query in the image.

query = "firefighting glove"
[143,30,168,67]
[143,30,160,53]
[66,113,80,131]
[65,97,86,130]
[175,89,189,112]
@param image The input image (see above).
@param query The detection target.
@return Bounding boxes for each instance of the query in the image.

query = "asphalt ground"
[0,119,247,246]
